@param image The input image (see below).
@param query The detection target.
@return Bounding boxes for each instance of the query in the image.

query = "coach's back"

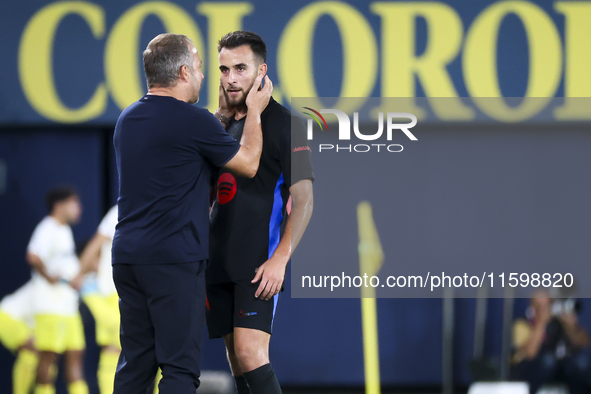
[112,94,239,265]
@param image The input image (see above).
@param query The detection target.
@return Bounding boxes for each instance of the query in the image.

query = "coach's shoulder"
[117,98,143,120]
[186,105,219,124]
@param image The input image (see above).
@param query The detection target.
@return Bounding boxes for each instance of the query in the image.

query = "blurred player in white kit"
[26,185,88,394]
[0,280,38,394]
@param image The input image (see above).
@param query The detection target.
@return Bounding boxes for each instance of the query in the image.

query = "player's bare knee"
[64,350,84,382]
[234,339,269,370]
[234,341,260,364]
[39,351,58,365]
[36,352,58,383]
[233,342,252,363]
[65,366,82,382]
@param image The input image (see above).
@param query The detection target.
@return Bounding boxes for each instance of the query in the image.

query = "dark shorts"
[205,280,280,339]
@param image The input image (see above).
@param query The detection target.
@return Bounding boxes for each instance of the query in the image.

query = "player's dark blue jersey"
[207,97,314,283]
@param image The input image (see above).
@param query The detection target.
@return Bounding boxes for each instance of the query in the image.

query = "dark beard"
[226,77,257,110]
[225,89,246,108]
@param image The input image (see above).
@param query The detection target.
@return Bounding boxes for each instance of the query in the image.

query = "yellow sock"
[34,384,55,394]
[68,380,89,394]
[98,350,119,394]
[12,349,38,394]
[153,368,163,394]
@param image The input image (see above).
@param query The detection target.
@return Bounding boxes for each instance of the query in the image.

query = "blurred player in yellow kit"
[0,280,38,394]
[26,186,88,394]
[71,205,120,394]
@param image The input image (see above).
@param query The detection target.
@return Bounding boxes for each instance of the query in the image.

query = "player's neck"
[50,212,67,225]
[233,105,248,120]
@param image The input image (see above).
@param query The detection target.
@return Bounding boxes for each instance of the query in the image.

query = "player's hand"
[252,254,286,300]
[217,82,234,118]
[45,275,59,285]
[559,312,579,328]
[69,273,84,291]
[535,306,552,327]
[245,75,273,115]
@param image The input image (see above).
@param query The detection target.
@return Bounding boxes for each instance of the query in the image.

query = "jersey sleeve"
[279,114,314,188]
[98,205,118,239]
[27,221,52,262]
[193,109,241,167]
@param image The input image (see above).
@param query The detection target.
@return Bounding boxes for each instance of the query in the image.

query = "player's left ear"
[258,63,268,78]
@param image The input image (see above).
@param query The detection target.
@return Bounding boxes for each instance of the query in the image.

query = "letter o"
[278,1,378,114]
[353,276,363,287]
[397,276,407,287]
[463,1,562,121]
[105,2,204,110]
[387,144,403,152]
[19,1,107,122]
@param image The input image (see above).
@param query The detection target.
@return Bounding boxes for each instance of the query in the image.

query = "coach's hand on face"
[246,75,273,114]
[252,253,286,300]
[218,82,234,119]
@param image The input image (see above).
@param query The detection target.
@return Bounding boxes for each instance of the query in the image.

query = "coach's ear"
[179,64,192,83]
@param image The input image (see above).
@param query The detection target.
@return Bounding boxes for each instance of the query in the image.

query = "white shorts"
[0,281,35,327]
[30,274,79,316]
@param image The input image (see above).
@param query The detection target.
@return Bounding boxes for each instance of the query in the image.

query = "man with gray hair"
[112,33,272,394]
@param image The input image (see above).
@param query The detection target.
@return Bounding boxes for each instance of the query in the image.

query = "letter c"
[19,1,107,123]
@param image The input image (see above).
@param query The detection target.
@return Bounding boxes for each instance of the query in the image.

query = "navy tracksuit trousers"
[112,261,206,394]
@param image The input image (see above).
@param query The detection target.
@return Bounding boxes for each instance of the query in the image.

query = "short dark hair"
[218,31,267,63]
[143,33,194,89]
[45,185,78,212]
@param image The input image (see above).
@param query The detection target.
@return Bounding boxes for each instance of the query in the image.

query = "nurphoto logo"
[303,108,418,153]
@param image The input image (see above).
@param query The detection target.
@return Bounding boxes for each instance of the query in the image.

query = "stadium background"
[1,0,591,392]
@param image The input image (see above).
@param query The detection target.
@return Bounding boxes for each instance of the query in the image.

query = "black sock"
[234,375,250,394]
[243,363,282,394]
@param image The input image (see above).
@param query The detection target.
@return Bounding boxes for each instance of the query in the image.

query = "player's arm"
[288,179,314,252]
[26,252,58,285]
[79,232,109,274]
[560,312,591,349]
[519,309,551,360]
[520,322,547,360]
[222,76,273,178]
[214,82,234,130]
[252,179,314,300]
[69,232,109,291]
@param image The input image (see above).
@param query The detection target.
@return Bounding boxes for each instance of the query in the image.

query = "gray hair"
[143,33,194,89]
